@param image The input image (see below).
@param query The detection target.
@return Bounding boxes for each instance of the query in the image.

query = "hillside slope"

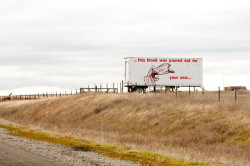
[0,92,249,165]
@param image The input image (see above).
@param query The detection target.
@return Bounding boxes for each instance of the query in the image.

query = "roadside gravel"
[0,128,141,166]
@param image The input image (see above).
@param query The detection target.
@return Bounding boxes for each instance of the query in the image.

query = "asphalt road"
[0,140,65,166]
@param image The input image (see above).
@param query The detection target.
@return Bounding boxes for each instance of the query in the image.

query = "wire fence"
[0,83,247,102]
[0,91,77,102]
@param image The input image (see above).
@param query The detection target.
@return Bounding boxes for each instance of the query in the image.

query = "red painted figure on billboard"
[144,63,175,85]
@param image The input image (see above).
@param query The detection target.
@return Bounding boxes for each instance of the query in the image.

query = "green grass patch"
[0,123,214,166]
[234,130,250,145]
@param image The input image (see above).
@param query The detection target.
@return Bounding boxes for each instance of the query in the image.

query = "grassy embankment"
[0,123,201,166]
[0,91,249,165]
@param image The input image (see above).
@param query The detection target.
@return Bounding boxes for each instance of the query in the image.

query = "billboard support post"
[176,87,178,97]
[189,85,191,96]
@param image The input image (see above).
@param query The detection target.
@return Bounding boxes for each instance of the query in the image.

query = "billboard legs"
[176,87,178,97]
[189,85,191,96]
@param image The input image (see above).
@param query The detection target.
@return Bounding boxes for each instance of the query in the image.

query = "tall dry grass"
[0,91,249,165]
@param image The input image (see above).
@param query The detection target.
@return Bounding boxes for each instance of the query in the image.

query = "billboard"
[124,57,203,87]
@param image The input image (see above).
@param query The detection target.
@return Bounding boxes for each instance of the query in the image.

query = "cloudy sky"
[0,0,250,91]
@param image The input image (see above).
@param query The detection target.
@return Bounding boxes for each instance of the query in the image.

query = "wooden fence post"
[235,89,237,102]
[218,86,220,101]
[122,81,124,93]
[120,83,121,93]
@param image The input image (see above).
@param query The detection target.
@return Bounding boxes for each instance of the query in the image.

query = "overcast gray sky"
[1,0,250,91]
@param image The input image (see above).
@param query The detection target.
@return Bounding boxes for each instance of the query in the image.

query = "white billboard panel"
[125,57,203,87]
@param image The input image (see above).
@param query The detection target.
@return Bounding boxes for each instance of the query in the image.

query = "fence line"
[0,84,243,102]
[0,92,77,102]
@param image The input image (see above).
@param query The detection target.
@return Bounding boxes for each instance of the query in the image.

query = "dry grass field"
[0,91,249,165]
